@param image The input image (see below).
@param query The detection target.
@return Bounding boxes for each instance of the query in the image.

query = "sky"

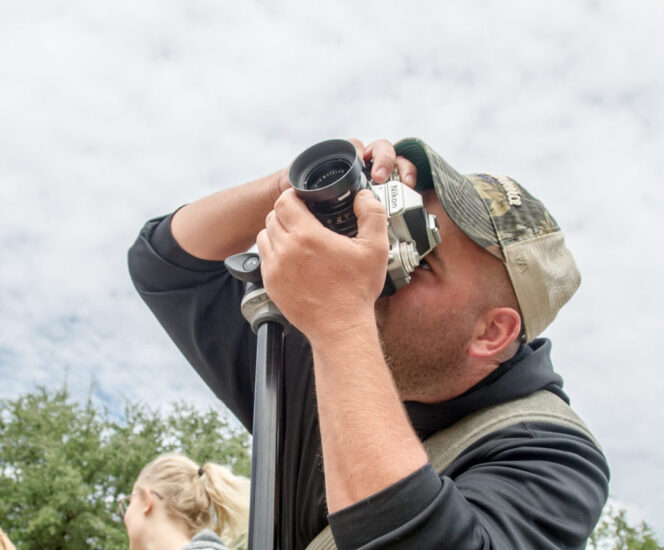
[1,0,663,539]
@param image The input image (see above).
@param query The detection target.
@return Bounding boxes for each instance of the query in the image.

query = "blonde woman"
[0,527,15,550]
[120,453,250,550]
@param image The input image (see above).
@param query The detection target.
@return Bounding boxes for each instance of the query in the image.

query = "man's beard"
[375,299,475,402]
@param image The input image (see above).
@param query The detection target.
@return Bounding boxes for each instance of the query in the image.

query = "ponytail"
[136,453,250,548]
[199,462,250,546]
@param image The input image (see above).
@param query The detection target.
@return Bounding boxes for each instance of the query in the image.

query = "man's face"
[375,190,493,402]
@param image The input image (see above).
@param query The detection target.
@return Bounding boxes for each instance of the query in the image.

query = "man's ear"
[468,307,522,359]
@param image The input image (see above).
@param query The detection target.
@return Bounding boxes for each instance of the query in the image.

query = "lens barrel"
[289,139,366,236]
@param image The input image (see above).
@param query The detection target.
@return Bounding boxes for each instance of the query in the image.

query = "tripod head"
[224,252,290,335]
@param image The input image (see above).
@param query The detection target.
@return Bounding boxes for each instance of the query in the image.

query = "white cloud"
[1,0,662,538]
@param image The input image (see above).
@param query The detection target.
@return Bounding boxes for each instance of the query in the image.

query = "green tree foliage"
[0,386,250,550]
[4,389,663,550]
[588,506,663,550]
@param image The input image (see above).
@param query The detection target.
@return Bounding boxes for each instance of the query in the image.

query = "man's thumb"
[354,190,388,242]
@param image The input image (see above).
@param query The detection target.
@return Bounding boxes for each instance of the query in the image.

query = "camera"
[289,139,441,296]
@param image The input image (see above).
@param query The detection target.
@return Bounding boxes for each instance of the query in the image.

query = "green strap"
[305,523,339,550]
[305,390,598,550]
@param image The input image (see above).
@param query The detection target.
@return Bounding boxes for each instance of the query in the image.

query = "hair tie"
[197,466,204,477]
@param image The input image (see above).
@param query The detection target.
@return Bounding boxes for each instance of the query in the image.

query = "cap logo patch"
[495,175,522,207]
[515,255,529,273]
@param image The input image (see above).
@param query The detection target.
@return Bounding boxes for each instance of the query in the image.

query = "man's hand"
[257,187,388,345]
[349,138,418,189]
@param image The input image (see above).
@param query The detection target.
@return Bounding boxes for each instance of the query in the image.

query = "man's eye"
[419,259,431,271]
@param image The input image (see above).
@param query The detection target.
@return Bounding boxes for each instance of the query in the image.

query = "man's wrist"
[306,308,378,353]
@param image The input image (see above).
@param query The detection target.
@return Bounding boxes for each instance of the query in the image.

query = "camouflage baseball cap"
[394,137,581,341]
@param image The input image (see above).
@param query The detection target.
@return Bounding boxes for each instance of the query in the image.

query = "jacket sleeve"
[127,213,257,430]
[327,422,610,549]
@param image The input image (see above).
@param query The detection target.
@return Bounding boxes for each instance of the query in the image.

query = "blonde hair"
[136,453,250,548]
[0,527,16,550]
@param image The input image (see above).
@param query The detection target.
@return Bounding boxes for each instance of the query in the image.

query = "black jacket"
[128,213,609,550]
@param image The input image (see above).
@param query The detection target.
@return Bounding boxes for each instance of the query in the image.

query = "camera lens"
[303,158,353,190]
[289,140,366,236]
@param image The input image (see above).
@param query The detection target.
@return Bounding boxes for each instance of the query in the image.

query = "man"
[128,138,609,549]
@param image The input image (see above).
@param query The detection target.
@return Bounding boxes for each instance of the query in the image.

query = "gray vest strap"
[305,390,598,550]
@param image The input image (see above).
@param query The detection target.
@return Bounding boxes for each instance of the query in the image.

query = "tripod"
[225,252,289,550]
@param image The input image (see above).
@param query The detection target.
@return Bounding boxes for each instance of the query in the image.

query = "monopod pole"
[248,321,284,549]
[224,252,289,550]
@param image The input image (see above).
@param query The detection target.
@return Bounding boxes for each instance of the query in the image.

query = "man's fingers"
[264,209,289,249]
[256,227,272,258]
[395,156,417,189]
[354,190,388,245]
[349,139,417,188]
[273,188,318,232]
[364,140,396,183]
